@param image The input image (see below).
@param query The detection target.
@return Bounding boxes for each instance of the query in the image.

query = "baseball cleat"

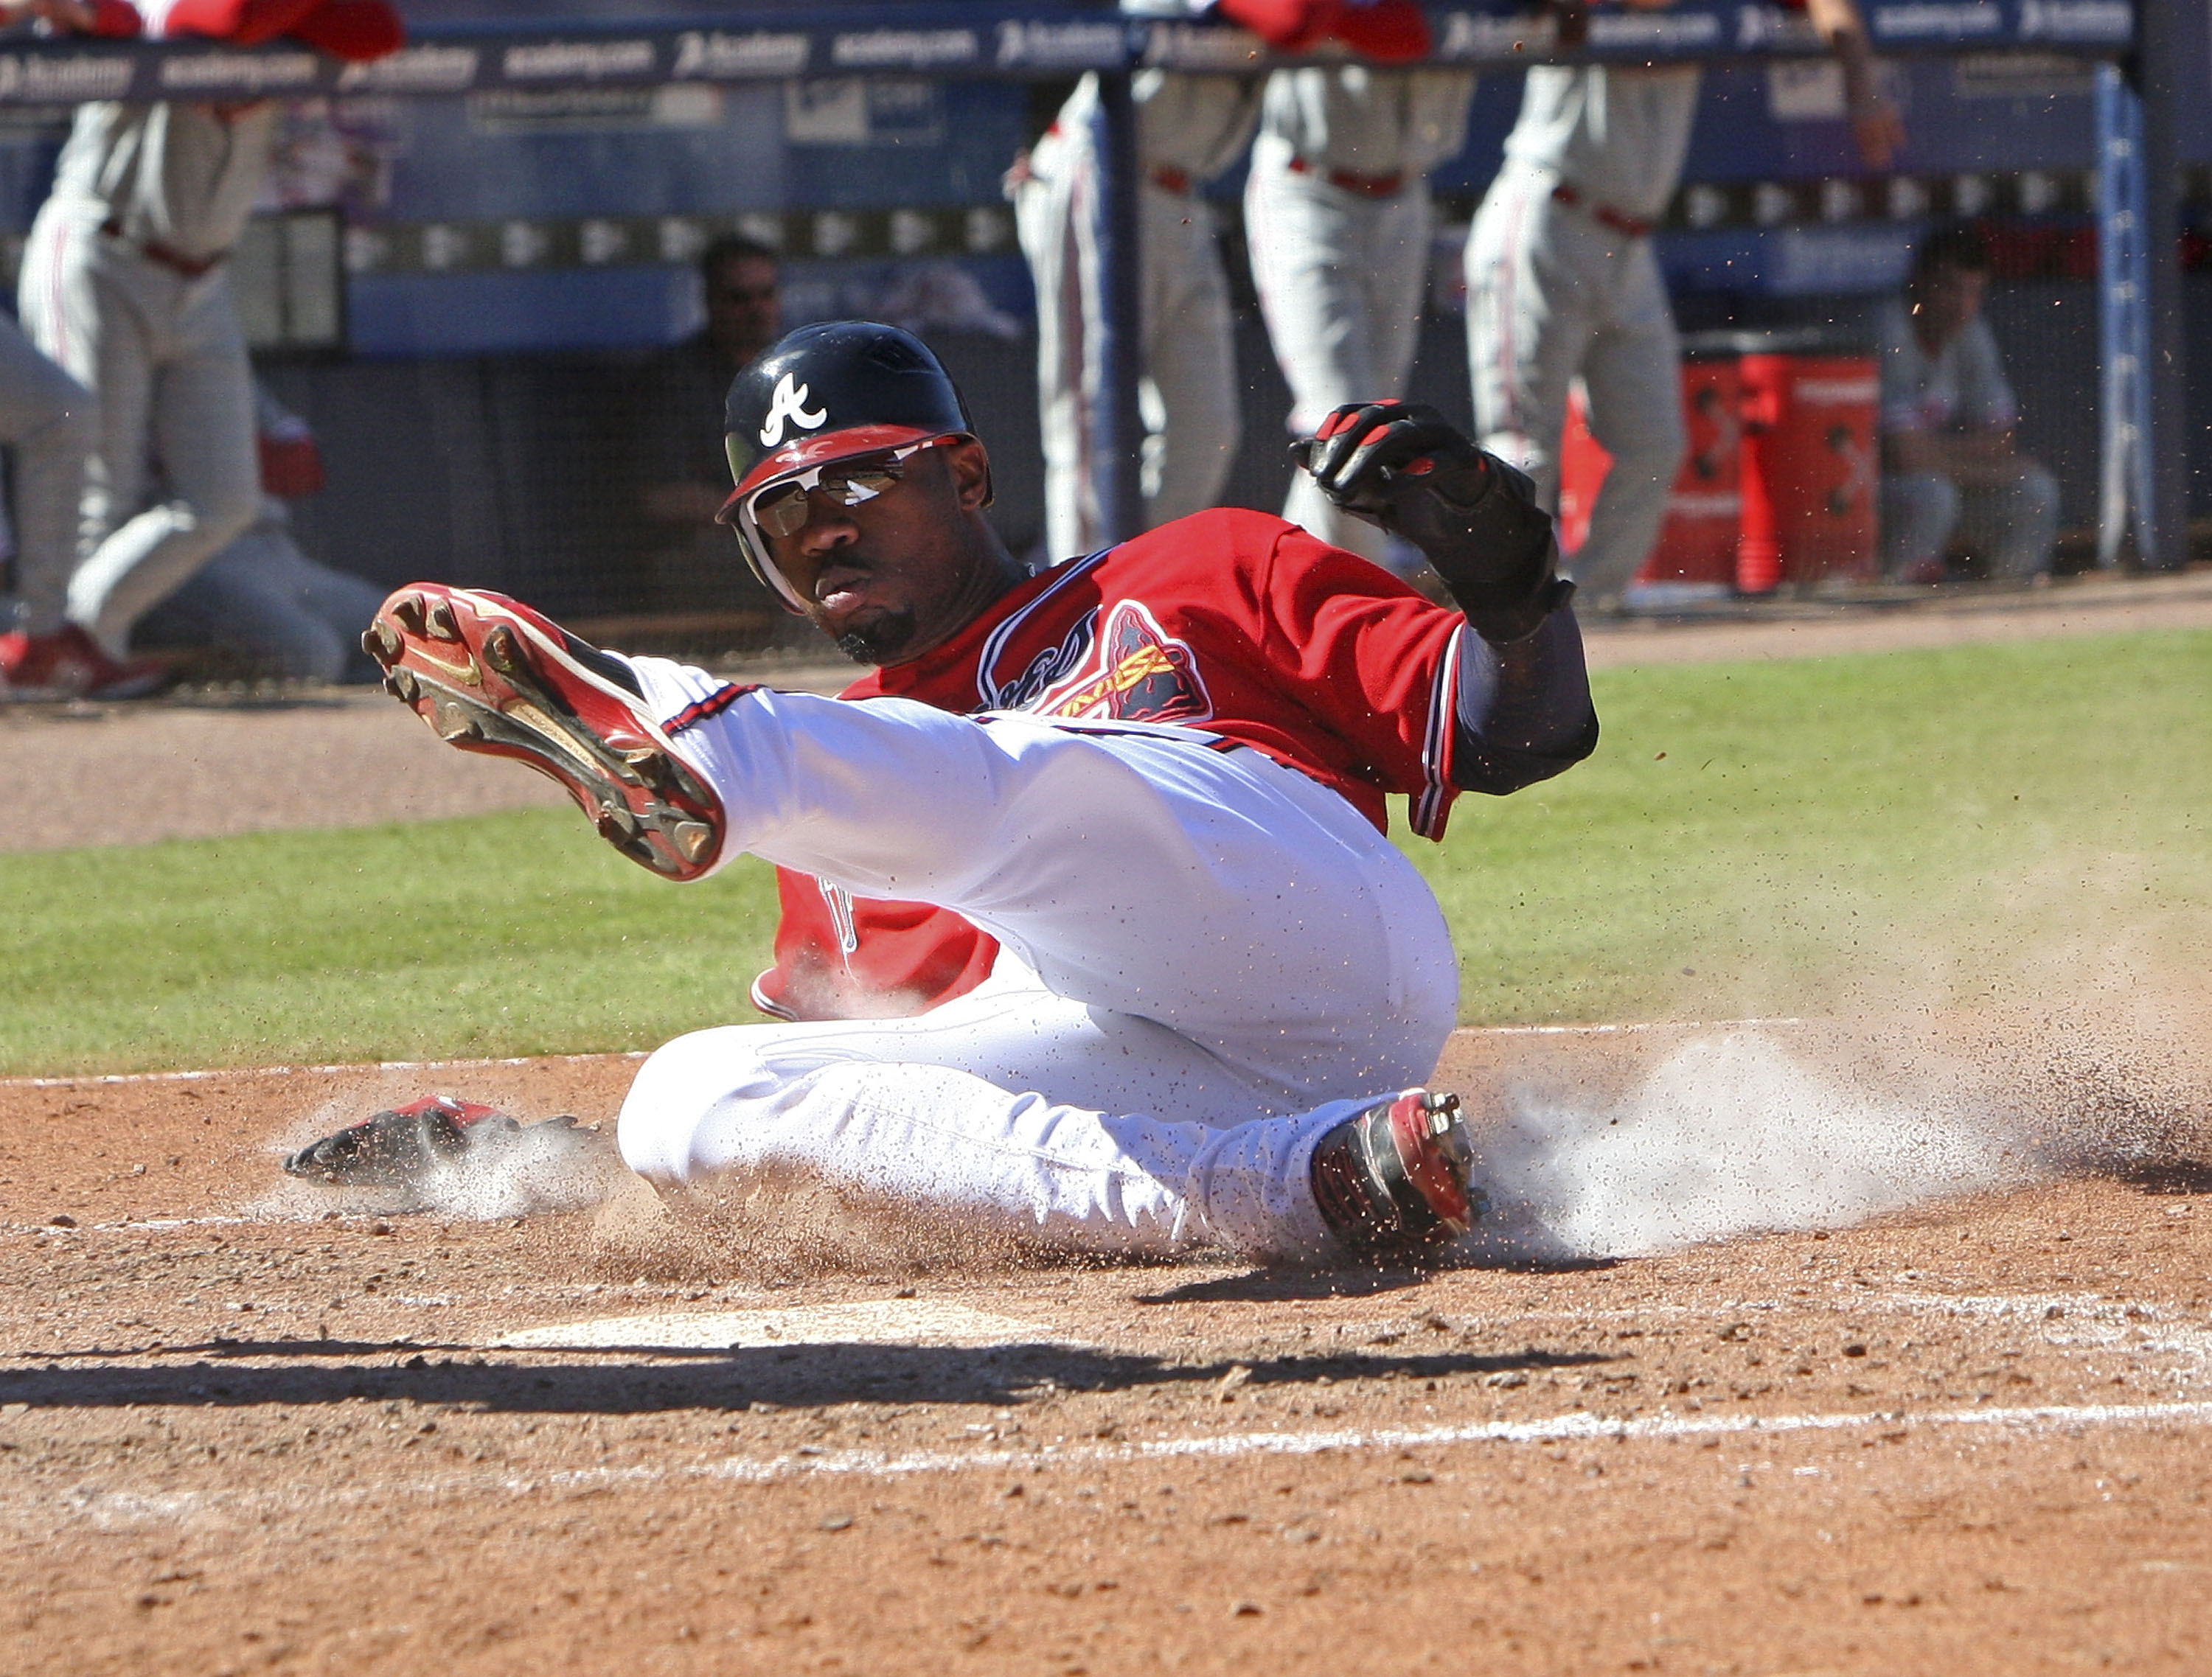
[283,1094,526,1187]
[362,583,725,880]
[1309,1089,1483,1261]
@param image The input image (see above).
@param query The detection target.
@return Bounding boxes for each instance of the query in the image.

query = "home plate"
[493,1299,1071,1353]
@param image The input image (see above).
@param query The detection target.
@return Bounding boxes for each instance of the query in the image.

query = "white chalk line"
[29,1396,2212,1533]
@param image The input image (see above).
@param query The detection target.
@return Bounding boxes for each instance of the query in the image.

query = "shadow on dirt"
[1135,1256,1620,1305]
[0,1339,1615,1415]
[2109,1158,2212,1196]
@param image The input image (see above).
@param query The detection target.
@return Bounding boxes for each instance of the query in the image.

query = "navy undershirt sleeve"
[1449,608,1599,794]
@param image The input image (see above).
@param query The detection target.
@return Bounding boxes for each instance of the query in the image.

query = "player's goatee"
[837,611,917,664]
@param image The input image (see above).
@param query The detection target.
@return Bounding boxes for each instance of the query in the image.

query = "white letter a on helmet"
[759,373,829,447]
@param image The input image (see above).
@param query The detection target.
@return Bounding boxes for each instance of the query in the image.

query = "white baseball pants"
[1015,128,1242,561]
[1465,168,1686,607]
[20,203,261,655]
[613,669,1460,1259]
[1244,132,1431,569]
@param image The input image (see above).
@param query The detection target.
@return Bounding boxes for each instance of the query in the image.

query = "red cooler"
[1735,352,1879,590]
[1555,383,1609,559]
[1646,355,1741,590]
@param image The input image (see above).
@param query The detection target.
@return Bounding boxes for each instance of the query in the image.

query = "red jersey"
[751,509,1471,1022]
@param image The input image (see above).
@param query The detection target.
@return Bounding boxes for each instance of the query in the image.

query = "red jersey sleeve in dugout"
[754,866,1001,1024]
[89,1,144,36]
[159,0,400,57]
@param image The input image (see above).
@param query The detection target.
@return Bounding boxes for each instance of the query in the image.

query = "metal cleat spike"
[389,593,428,635]
[363,620,403,664]
[670,821,714,862]
[434,700,481,742]
[481,624,522,675]
[595,803,641,840]
[423,598,462,641]
[383,669,419,704]
[621,747,671,787]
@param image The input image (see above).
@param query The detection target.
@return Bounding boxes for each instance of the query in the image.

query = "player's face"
[1913,262,1987,347]
[706,256,781,362]
[762,437,1002,665]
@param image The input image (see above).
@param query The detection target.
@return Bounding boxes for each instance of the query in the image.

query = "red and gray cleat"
[0,624,167,701]
[362,583,726,881]
[1310,1089,1483,1262]
[282,1094,524,1187]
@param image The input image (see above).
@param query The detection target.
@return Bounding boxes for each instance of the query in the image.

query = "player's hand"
[1296,399,1490,526]
[1295,401,1568,640]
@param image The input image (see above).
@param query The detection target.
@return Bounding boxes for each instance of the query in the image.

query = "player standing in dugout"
[288,321,1598,1268]
[13,0,401,688]
[1466,0,1903,610]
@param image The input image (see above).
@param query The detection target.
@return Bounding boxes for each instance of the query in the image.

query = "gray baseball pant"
[146,504,386,683]
[1881,467,2061,582]
[0,311,97,637]
[20,206,260,655]
[1466,168,1686,607]
[1016,133,1242,560]
[1245,131,1430,569]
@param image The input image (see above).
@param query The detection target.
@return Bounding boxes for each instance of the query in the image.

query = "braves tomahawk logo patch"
[1037,600,1212,725]
[759,373,828,447]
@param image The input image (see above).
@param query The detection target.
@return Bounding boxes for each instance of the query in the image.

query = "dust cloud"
[1459,1027,2037,1264]
[1456,966,2211,1265]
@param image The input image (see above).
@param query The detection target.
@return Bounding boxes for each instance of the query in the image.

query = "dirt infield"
[5,573,2211,1673]
[4,1014,2211,1676]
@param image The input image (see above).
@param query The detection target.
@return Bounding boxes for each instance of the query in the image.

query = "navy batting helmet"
[717,321,981,607]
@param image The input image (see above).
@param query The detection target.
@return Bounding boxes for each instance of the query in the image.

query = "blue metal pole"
[1093,68,1147,545]
[2135,0,2193,569]
[2096,63,2152,567]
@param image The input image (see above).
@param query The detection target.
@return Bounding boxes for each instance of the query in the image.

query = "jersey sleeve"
[753,867,1001,1022]
[155,0,401,57]
[1245,523,1468,839]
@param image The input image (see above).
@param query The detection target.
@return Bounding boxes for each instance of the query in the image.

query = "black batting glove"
[1293,400,1571,642]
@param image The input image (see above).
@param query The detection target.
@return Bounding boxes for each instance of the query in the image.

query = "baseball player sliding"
[16,0,400,666]
[289,322,1596,1266]
[1465,0,1902,609]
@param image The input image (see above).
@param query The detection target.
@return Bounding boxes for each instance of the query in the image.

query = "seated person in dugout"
[629,234,785,614]
[1877,223,2061,586]
[288,321,1599,1267]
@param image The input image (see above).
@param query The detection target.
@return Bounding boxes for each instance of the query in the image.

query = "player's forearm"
[1450,610,1599,795]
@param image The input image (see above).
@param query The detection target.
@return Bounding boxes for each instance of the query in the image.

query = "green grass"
[3,628,2207,1075]
[1420,626,2212,1025]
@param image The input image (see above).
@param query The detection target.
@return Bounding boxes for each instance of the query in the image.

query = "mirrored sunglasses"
[745,436,957,540]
